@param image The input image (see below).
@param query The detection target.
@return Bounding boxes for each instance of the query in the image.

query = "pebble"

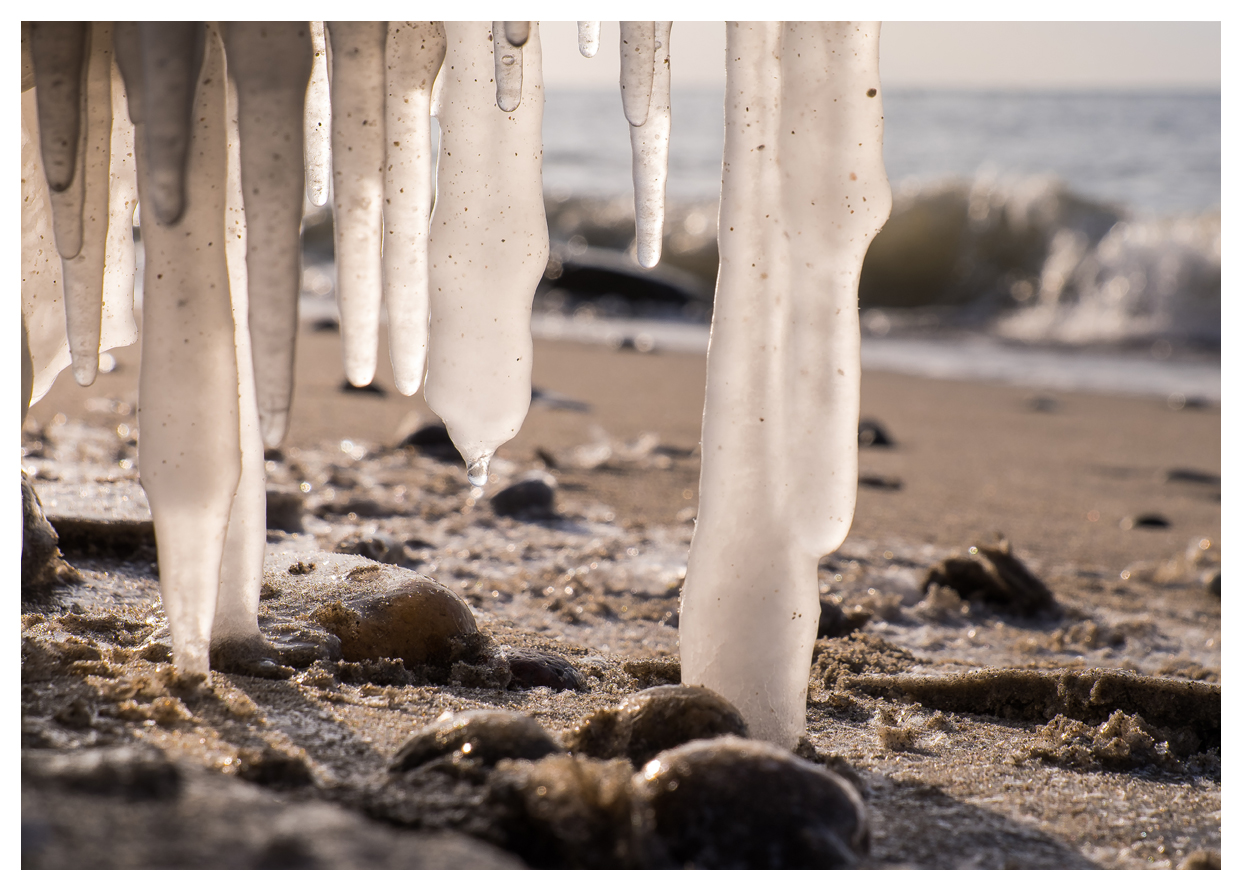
[339,379,387,396]
[1206,570,1220,597]
[1120,513,1171,530]
[858,474,902,491]
[490,472,557,519]
[857,418,894,447]
[334,532,405,565]
[818,598,871,638]
[309,576,481,671]
[922,538,1059,617]
[390,710,563,772]
[630,737,869,868]
[264,485,305,533]
[401,422,461,462]
[565,684,747,767]
[506,648,587,692]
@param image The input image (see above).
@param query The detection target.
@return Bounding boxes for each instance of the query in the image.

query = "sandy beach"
[21,321,1221,869]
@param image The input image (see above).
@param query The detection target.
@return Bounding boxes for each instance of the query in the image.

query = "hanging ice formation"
[21,22,890,747]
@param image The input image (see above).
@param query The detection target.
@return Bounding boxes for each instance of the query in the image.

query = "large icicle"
[220,22,313,448]
[28,21,88,260]
[59,22,113,386]
[493,22,523,112]
[425,21,548,487]
[629,21,672,268]
[212,70,270,665]
[304,22,332,207]
[619,22,655,127]
[679,22,891,747]
[577,21,600,58]
[326,21,387,387]
[383,21,445,396]
[135,22,205,225]
[124,26,243,676]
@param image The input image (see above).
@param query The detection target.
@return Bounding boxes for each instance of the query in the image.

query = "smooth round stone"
[507,648,587,692]
[631,737,869,868]
[390,710,563,772]
[566,684,747,767]
[310,577,477,670]
[490,472,557,519]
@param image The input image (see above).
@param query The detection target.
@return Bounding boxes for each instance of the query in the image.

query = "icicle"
[384,21,445,396]
[135,22,205,225]
[127,25,243,676]
[28,21,88,259]
[304,22,331,207]
[619,21,655,127]
[630,21,672,269]
[21,22,35,92]
[58,23,113,386]
[220,22,313,448]
[425,21,548,485]
[577,21,600,58]
[326,21,387,387]
[493,22,523,112]
[679,22,891,747]
[213,69,268,652]
[504,22,530,47]
[98,56,139,362]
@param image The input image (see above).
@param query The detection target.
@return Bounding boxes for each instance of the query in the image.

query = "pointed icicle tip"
[467,454,492,487]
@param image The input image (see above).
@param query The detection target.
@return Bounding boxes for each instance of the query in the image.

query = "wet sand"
[21,322,1221,869]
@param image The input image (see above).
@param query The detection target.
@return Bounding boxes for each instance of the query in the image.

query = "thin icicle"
[136,22,205,225]
[304,22,332,207]
[493,22,523,112]
[577,21,600,58]
[129,25,243,676]
[213,69,268,655]
[426,22,548,484]
[619,21,655,127]
[504,21,530,47]
[98,56,139,362]
[29,21,88,259]
[326,21,387,387]
[60,23,114,386]
[221,22,313,448]
[630,21,672,269]
[384,21,445,396]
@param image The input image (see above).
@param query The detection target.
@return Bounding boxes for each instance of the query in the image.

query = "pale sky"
[538,21,1221,91]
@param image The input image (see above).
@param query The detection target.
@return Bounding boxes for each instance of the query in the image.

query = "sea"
[531,87,1222,401]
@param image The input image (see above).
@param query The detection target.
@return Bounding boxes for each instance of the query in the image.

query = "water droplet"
[467,455,491,487]
[501,54,516,66]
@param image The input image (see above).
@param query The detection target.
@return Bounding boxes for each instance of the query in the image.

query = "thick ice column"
[629,21,671,268]
[679,22,891,747]
[213,73,267,650]
[383,22,445,396]
[127,26,243,676]
[327,21,388,387]
[304,22,331,207]
[28,21,88,261]
[425,21,548,486]
[577,21,600,58]
[619,22,655,127]
[136,22,206,225]
[220,22,313,448]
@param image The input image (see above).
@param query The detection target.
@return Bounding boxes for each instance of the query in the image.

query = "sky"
[538,21,1222,91]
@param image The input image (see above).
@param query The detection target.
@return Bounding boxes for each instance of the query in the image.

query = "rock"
[401,422,461,462]
[817,598,871,638]
[490,472,557,519]
[565,684,747,767]
[630,737,869,868]
[857,418,893,447]
[334,532,405,565]
[340,379,386,396]
[506,648,587,692]
[22,745,181,801]
[310,575,483,673]
[21,471,81,593]
[486,754,635,868]
[390,710,563,772]
[858,474,902,491]
[1178,849,1221,869]
[31,478,155,555]
[265,485,304,533]
[1205,570,1220,597]
[1120,513,1171,530]
[922,538,1059,617]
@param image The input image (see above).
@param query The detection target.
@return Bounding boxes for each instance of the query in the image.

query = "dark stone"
[311,317,339,332]
[1026,395,1060,412]
[390,710,563,772]
[1160,468,1219,486]
[340,379,386,396]
[818,598,872,638]
[401,422,461,462]
[857,418,893,447]
[490,472,557,519]
[236,746,314,789]
[265,485,304,533]
[922,538,1059,617]
[1179,850,1221,869]
[631,737,869,868]
[858,474,902,491]
[334,532,404,564]
[530,387,590,412]
[21,471,81,593]
[507,649,587,692]
[565,684,747,767]
[22,746,181,801]
[1206,570,1220,597]
[1123,513,1170,529]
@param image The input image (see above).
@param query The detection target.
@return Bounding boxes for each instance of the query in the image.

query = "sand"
[21,321,1221,869]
